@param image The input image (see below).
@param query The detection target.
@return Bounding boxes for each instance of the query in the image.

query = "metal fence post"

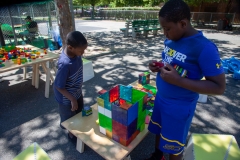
[17,6,23,25]
[232,13,236,24]
[47,2,53,31]
[210,13,212,24]
[7,6,17,45]
[30,4,34,19]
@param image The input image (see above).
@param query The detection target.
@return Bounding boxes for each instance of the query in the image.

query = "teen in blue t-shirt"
[146,1,225,160]
[54,31,87,143]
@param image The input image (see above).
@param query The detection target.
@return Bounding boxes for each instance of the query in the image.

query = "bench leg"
[143,31,148,38]
[123,155,131,160]
[132,30,136,38]
[76,138,84,153]
[153,30,157,36]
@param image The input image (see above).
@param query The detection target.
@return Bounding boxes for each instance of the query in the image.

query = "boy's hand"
[71,99,78,111]
[160,63,181,84]
[149,61,161,72]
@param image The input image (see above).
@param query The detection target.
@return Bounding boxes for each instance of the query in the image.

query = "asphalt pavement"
[0,20,240,160]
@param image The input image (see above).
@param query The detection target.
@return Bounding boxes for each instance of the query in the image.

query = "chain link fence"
[75,10,239,27]
[0,1,57,47]
[74,10,159,20]
[191,12,237,25]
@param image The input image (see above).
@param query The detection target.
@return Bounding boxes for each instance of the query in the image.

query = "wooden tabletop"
[0,45,59,73]
[61,103,149,160]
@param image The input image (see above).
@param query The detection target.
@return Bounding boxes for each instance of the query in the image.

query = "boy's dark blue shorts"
[148,94,197,155]
[58,95,84,129]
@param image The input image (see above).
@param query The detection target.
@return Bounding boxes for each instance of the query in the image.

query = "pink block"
[145,116,150,124]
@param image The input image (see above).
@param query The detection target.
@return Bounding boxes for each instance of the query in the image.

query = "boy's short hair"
[66,31,87,48]
[159,0,191,23]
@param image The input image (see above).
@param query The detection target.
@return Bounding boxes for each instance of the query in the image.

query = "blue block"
[127,118,137,139]
[104,101,112,111]
[120,85,132,102]
[121,109,127,126]
[112,103,128,126]
[100,92,109,102]
[127,102,138,125]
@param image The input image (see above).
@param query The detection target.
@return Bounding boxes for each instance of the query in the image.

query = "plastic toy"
[138,72,150,85]
[154,61,164,68]
[82,106,92,116]
[0,46,48,68]
[221,56,240,80]
[97,84,149,146]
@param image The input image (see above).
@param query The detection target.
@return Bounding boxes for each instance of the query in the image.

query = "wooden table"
[61,103,148,160]
[61,80,157,160]
[0,45,59,98]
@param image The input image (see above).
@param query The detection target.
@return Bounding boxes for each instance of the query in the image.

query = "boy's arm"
[56,87,78,111]
[160,64,225,95]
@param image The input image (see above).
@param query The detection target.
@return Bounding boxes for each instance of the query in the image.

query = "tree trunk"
[55,0,74,48]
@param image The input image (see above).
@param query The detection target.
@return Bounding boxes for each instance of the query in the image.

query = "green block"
[138,122,145,132]
[143,84,157,95]
[99,113,112,132]
[138,97,144,112]
[132,89,147,104]
[14,142,51,160]
[97,97,104,107]
[137,113,146,129]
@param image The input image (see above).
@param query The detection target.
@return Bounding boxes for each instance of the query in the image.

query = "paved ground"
[0,20,240,160]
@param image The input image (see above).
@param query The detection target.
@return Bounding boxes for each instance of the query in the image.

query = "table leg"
[35,64,39,89]
[45,61,50,98]
[51,60,57,74]
[23,67,26,80]
[41,62,54,82]
[76,138,84,153]
[32,65,36,86]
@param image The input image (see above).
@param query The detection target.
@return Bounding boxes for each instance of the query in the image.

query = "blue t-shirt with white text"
[156,31,224,100]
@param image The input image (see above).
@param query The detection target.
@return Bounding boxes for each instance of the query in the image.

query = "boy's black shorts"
[58,95,84,129]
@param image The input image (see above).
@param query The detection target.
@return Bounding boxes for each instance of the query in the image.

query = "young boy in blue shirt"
[146,1,225,160]
[54,31,87,143]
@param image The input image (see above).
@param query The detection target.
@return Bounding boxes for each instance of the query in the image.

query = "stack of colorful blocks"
[82,106,93,116]
[97,85,148,146]
[138,72,150,85]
